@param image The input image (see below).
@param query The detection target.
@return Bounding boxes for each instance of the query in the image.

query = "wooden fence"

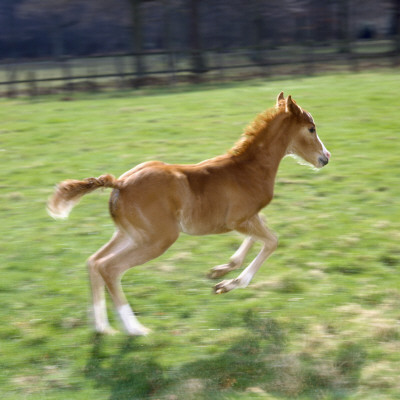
[0,41,398,96]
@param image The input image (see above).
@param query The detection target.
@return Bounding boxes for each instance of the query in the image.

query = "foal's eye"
[309,127,316,134]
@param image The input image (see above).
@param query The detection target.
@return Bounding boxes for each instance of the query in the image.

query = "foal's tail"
[47,174,121,220]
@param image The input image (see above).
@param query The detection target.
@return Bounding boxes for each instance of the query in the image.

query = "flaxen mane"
[230,106,284,157]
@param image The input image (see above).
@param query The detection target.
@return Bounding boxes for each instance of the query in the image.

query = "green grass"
[1,71,400,399]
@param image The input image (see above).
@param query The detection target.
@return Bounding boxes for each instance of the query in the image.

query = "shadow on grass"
[85,312,366,399]
[85,336,165,399]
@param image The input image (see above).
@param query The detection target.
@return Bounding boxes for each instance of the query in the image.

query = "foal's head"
[277,92,331,169]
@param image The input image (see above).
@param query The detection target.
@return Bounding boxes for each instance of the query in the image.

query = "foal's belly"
[177,201,255,236]
[177,206,232,236]
[178,218,232,236]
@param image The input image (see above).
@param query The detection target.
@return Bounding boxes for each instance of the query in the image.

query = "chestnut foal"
[48,93,330,335]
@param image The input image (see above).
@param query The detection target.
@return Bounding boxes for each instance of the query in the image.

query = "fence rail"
[0,41,398,96]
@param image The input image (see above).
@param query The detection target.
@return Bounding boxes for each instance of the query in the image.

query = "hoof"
[126,326,151,336]
[213,278,239,294]
[95,326,119,336]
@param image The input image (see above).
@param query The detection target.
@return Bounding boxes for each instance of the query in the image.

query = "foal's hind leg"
[96,231,179,335]
[208,237,255,278]
[87,230,132,334]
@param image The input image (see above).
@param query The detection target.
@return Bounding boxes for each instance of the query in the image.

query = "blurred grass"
[0,71,400,399]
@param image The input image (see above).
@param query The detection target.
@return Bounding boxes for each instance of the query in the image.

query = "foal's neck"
[231,112,291,174]
[225,113,291,208]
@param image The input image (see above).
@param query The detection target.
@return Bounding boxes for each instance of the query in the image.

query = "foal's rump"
[110,162,186,235]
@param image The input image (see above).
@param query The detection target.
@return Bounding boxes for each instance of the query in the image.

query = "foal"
[48,92,330,335]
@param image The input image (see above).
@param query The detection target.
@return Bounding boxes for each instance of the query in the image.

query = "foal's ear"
[285,95,302,117]
[276,92,285,108]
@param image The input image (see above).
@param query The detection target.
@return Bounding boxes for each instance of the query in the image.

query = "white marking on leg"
[236,232,277,288]
[117,304,150,336]
[235,247,270,288]
[93,299,112,333]
[215,231,277,293]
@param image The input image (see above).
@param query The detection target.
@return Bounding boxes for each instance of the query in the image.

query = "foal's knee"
[87,255,97,273]
[87,255,105,280]
[94,258,124,285]
[266,233,278,252]
[272,234,279,250]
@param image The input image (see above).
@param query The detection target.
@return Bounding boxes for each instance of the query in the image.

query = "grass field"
[1,71,400,399]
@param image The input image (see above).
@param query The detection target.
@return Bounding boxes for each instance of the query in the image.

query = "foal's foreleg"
[208,237,255,278]
[214,215,277,294]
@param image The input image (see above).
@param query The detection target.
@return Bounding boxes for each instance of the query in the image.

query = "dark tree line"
[0,0,399,60]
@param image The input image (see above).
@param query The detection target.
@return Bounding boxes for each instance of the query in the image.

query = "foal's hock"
[48,92,330,335]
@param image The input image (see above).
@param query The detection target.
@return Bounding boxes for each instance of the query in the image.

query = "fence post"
[216,48,225,81]
[27,70,37,96]
[87,59,98,92]
[114,55,126,89]
[166,50,176,86]
[7,65,16,97]
[62,58,74,93]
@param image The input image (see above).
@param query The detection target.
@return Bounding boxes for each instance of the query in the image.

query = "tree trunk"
[337,0,351,53]
[162,0,175,84]
[189,0,206,74]
[50,19,63,58]
[4,1,18,58]
[394,0,400,58]
[129,0,145,83]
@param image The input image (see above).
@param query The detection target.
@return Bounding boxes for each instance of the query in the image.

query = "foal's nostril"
[318,156,329,166]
